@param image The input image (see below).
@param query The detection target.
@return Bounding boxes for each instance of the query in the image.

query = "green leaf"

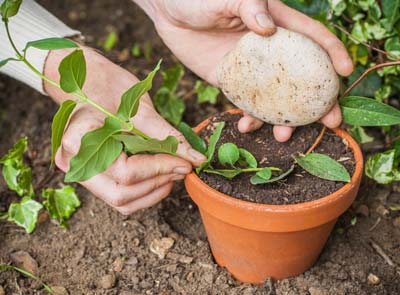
[195,81,220,104]
[218,143,240,167]
[65,117,123,182]
[251,165,294,185]
[348,126,374,144]
[51,100,77,164]
[144,41,153,61]
[0,0,22,19]
[382,0,400,31]
[351,22,368,43]
[8,197,43,234]
[0,57,14,68]
[131,43,141,57]
[203,168,242,180]
[117,60,161,121]
[350,216,357,226]
[42,186,81,229]
[103,31,117,52]
[154,88,185,126]
[196,122,225,173]
[340,96,400,126]
[0,138,34,198]
[250,167,272,184]
[385,37,400,60]
[114,135,178,155]
[374,84,392,102]
[161,64,184,92]
[178,122,206,154]
[294,153,351,182]
[25,38,78,52]
[365,149,400,184]
[238,148,257,168]
[347,65,381,97]
[58,50,86,93]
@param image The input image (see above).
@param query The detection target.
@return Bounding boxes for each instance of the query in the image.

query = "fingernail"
[255,13,275,30]
[172,174,186,181]
[188,149,207,162]
[173,166,192,174]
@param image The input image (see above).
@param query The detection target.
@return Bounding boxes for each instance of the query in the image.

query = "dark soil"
[199,113,356,205]
[1,0,400,294]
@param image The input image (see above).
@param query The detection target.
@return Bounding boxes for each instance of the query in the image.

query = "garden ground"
[0,0,399,294]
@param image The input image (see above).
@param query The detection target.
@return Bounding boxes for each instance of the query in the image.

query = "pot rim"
[185,109,363,214]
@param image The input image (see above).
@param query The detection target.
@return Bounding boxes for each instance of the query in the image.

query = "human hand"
[136,0,354,141]
[44,48,206,215]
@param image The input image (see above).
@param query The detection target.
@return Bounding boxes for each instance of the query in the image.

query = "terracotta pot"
[184,109,363,284]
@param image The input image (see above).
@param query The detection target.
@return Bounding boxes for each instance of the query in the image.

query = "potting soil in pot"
[199,113,356,205]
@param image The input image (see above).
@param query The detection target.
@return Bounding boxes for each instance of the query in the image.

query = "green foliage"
[250,167,272,184]
[294,153,351,182]
[218,143,240,167]
[0,57,14,68]
[131,43,141,57]
[51,100,77,163]
[177,122,207,154]
[195,81,220,104]
[154,64,185,126]
[197,122,225,173]
[238,148,258,168]
[348,126,374,144]
[117,60,161,121]
[114,135,178,155]
[24,38,78,52]
[42,186,81,229]
[58,50,86,93]
[0,0,22,20]
[65,117,123,183]
[203,168,242,180]
[365,149,400,183]
[7,197,43,234]
[251,165,295,185]
[103,31,117,52]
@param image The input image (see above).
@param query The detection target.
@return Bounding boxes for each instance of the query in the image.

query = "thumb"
[237,0,276,36]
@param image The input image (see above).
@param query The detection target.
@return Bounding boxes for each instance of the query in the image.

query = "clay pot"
[184,109,363,284]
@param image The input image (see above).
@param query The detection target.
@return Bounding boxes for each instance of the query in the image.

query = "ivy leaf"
[238,148,257,168]
[0,138,34,198]
[218,143,240,167]
[178,122,206,154]
[251,165,294,185]
[0,0,22,19]
[385,37,400,60]
[382,0,400,31]
[42,186,81,229]
[114,135,178,155]
[24,38,78,52]
[340,96,400,126]
[195,81,220,104]
[348,126,374,144]
[294,153,351,182]
[51,100,77,164]
[58,50,86,93]
[196,122,225,173]
[154,88,185,126]
[8,197,43,234]
[365,149,400,184]
[203,168,242,180]
[117,60,161,121]
[65,117,123,183]
[103,31,117,52]
[250,167,272,184]
[162,64,184,92]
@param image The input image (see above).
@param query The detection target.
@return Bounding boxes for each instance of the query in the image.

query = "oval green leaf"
[114,135,178,155]
[58,50,86,93]
[294,153,351,182]
[178,122,207,154]
[218,143,240,167]
[238,148,257,168]
[25,38,78,51]
[203,168,242,180]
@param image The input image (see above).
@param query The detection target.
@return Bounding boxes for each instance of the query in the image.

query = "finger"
[319,103,342,128]
[236,0,276,36]
[105,153,192,184]
[268,0,353,76]
[116,182,174,215]
[131,110,206,166]
[273,125,295,142]
[238,113,264,133]
[80,173,181,209]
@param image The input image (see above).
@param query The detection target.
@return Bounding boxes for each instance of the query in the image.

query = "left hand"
[137,0,354,141]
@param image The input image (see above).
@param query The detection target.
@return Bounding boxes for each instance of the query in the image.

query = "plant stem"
[4,20,150,139]
[207,167,281,173]
[341,61,400,99]
[306,126,326,155]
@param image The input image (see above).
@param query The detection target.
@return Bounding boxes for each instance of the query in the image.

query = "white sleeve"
[0,0,81,94]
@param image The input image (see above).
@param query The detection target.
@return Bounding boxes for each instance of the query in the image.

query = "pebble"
[393,217,400,227]
[149,237,174,259]
[166,252,193,264]
[99,273,116,289]
[113,257,124,272]
[51,286,69,295]
[125,256,138,266]
[37,211,49,224]
[356,204,369,217]
[0,286,4,295]
[367,273,380,285]
[10,251,39,275]
[376,205,389,217]
[308,287,328,295]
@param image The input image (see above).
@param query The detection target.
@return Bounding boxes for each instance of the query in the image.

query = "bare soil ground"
[0,1,399,294]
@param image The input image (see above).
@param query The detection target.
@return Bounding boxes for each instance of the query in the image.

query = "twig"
[340,61,400,99]
[369,239,395,267]
[306,126,326,155]
[330,23,397,60]
[369,217,381,232]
